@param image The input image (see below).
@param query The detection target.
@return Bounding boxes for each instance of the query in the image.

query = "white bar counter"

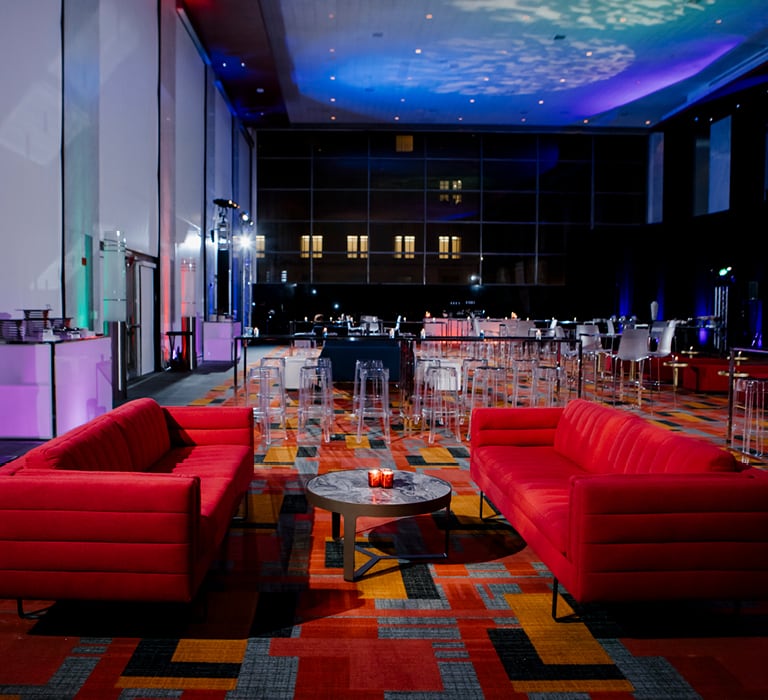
[0,336,113,439]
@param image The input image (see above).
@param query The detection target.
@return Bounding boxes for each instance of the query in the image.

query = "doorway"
[126,255,157,381]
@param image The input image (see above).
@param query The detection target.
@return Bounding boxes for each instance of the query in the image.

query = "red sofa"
[470,399,768,614]
[0,398,253,609]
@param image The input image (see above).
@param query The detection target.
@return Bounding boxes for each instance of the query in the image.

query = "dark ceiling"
[179,0,768,130]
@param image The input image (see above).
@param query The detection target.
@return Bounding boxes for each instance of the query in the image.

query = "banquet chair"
[610,328,650,407]
[647,322,676,389]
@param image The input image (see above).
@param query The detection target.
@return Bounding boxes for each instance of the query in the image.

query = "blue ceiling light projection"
[267,0,768,128]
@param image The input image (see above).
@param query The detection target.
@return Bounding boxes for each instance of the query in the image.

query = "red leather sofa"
[0,398,253,608]
[470,399,768,613]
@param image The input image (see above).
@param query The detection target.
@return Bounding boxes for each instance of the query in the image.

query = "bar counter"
[0,335,112,439]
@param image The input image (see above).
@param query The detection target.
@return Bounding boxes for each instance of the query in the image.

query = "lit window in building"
[395,134,414,152]
[438,235,461,259]
[394,235,415,259]
[255,235,265,259]
[347,235,368,259]
[300,234,323,259]
[439,179,462,204]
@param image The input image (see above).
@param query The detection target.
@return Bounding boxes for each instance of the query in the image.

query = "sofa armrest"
[162,405,254,448]
[0,471,201,600]
[567,472,768,600]
[470,406,563,447]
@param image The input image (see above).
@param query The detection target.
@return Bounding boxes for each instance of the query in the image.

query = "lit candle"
[380,469,394,488]
[367,469,382,487]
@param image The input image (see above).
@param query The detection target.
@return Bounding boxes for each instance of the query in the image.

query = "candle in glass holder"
[380,468,394,488]
[367,469,382,487]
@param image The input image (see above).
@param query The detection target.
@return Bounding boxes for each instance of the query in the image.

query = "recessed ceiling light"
[329,97,336,102]
[394,116,400,121]
[469,98,475,104]
[330,75,336,81]
[538,99,545,105]
[256,87,264,94]
[240,61,246,68]
[425,14,433,20]
[415,48,422,54]
[585,51,593,57]
[330,115,336,121]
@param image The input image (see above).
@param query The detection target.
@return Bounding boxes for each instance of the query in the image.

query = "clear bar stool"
[424,365,462,443]
[733,377,767,458]
[356,364,391,444]
[409,357,442,431]
[461,357,489,432]
[298,360,333,443]
[466,365,512,439]
[248,365,272,445]
[352,359,383,419]
[258,356,287,429]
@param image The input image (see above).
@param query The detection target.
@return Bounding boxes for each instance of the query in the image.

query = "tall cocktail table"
[306,469,452,581]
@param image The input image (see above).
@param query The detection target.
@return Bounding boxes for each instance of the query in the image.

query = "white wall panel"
[98,0,158,256]
[0,0,62,315]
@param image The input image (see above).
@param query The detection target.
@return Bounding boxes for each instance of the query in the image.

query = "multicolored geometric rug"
[1,369,766,699]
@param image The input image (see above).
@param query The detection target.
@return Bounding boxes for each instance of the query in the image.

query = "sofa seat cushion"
[150,445,252,483]
[150,445,253,550]
[472,445,582,555]
[22,413,134,471]
[109,398,172,471]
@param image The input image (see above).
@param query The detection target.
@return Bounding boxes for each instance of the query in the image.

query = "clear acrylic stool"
[352,359,383,419]
[466,365,512,439]
[258,357,287,429]
[248,365,273,444]
[424,365,462,443]
[298,360,333,443]
[356,364,391,444]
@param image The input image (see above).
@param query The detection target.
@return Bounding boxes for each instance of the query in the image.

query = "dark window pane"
[483,161,537,190]
[482,224,537,254]
[483,192,537,222]
[259,158,311,188]
[483,134,539,159]
[314,191,368,220]
[371,190,425,220]
[258,191,311,220]
[371,158,424,189]
[314,158,368,188]
[539,161,592,193]
[594,193,646,224]
[539,192,591,223]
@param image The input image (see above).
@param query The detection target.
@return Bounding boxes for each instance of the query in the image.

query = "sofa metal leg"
[551,579,559,619]
[479,492,502,521]
[550,580,581,623]
[16,599,52,619]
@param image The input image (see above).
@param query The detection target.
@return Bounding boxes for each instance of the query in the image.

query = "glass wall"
[255,130,646,286]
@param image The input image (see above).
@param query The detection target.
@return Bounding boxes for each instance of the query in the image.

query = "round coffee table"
[306,469,452,581]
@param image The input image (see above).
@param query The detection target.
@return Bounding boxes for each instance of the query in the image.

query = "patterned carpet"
[1,365,767,699]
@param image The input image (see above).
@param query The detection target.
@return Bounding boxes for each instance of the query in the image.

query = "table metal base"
[332,509,450,581]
